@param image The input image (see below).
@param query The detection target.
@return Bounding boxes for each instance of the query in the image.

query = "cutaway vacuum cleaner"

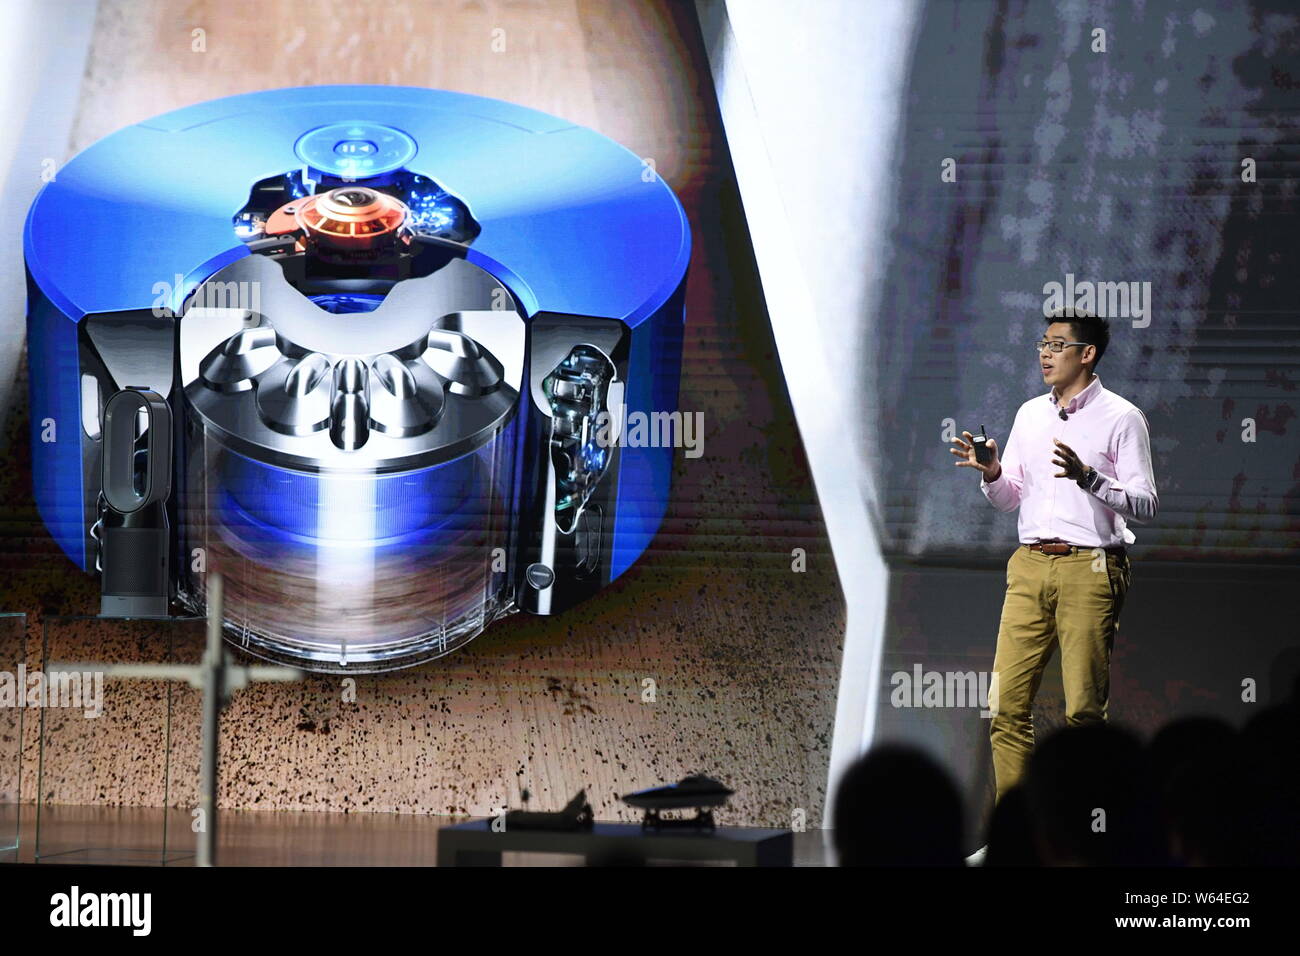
[24,86,690,672]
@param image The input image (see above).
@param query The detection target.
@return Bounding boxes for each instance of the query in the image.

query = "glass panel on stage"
[36,615,203,865]
[0,613,27,861]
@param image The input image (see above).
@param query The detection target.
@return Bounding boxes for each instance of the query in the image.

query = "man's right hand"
[950,431,1001,481]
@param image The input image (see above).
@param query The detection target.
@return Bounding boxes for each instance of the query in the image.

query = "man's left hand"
[1051,439,1090,482]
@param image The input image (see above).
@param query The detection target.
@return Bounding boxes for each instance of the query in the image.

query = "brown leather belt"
[1025,540,1126,557]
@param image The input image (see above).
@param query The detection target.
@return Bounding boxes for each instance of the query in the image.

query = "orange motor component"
[264,186,410,256]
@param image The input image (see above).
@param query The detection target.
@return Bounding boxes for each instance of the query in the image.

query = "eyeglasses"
[1034,340,1089,354]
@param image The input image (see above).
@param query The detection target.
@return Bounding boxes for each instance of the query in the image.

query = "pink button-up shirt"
[980,376,1158,547]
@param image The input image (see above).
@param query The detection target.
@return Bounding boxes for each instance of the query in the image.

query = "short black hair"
[1045,309,1109,369]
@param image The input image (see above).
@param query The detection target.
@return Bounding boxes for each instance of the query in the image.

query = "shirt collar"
[1050,374,1103,413]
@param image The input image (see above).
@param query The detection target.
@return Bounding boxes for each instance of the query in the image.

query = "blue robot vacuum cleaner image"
[24,86,690,672]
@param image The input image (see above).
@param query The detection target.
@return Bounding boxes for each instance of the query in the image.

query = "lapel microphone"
[1059,407,1068,421]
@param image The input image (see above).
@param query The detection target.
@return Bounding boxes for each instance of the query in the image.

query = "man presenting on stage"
[950,310,1159,803]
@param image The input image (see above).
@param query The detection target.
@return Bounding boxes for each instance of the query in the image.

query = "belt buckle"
[1039,541,1071,556]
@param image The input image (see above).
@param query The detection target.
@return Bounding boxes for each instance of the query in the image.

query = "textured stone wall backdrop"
[1,0,844,826]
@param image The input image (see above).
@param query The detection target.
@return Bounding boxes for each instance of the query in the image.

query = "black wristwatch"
[1077,466,1100,492]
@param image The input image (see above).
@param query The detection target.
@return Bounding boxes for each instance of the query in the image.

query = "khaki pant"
[988,545,1131,803]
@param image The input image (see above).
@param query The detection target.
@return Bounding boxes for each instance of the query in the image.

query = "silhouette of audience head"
[1023,723,1166,866]
[1233,700,1300,865]
[1148,716,1238,865]
[1145,700,1298,866]
[984,783,1040,866]
[836,703,1300,868]
[833,742,964,866]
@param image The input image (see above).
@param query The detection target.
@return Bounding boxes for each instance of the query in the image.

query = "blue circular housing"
[22,86,692,595]
[24,85,691,325]
[294,121,418,177]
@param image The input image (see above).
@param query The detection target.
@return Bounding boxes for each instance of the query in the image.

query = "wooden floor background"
[3,0,845,829]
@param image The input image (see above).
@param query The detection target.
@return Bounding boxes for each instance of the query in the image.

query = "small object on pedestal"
[504,789,594,831]
[621,774,735,832]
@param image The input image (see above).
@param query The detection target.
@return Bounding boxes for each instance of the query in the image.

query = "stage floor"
[7,805,833,867]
